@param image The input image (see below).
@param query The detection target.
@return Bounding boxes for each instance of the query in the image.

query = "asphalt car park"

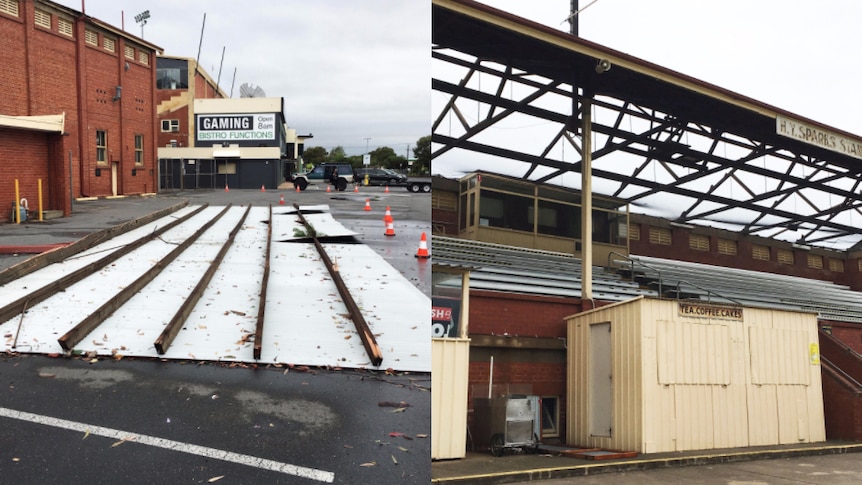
[0,185,431,484]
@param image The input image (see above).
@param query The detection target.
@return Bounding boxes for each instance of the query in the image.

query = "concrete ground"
[432,442,862,484]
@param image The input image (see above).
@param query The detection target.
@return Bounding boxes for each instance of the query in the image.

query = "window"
[103,37,115,52]
[58,17,72,36]
[34,8,50,28]
[807,254,823,270]
[689,234,709,251]
[777,248,794,265]
[541,397,559,438]
[829,259,845,272]
[649,227,671,245]
[752,244,770,261]
[137,51,148,65]
[628,223,640,241]
[0,0,19,17]
[96,130,107,164]
[124,45,134,59]
[85,29,97,45]
[157,59,189,89]
[134,135,144,166]
[479,189,533,233]
[161,119,179,132]
[217,161,237,174]
[717,238,738,256]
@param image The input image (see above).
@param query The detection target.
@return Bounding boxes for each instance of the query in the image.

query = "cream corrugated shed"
[566,296,825,453]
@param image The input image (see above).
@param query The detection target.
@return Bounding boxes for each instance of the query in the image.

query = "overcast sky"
[471,0,862,135]
[56,0,429,156]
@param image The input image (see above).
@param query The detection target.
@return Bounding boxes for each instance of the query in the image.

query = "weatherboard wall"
[566,297,826,453]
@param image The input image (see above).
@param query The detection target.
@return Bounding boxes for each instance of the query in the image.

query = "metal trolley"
[472,394,541,456]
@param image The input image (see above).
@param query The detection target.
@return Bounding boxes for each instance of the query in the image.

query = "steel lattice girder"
[432,1,862,249]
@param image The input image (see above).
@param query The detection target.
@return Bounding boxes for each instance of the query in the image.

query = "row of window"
[95,130,144,166]
[20,1,150,65]
[638,225,846,272]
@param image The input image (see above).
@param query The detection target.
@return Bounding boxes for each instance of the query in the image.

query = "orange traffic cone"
[383,206,392,222]
[326,185,331,193]
[415,232,430,258]
[384,218,396,237]
[261,184,266,192]
[385,185,390,193]
[354,184,359,193]
[295,184,300,192]
[364,198,372,211]
[225,183,229,192]
[279,194,285,205]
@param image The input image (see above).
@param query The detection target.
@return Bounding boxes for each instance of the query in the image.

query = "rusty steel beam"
[58,205,231,352]
[0,201,190,287]
[154,205,251,355]
[0,204,208,327]
[292,204,383,367]
[253,204,273,360]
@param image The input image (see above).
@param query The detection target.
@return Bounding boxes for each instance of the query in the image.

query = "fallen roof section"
[0,205,430,372]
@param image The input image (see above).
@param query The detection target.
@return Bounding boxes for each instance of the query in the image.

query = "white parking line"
[0,406,335,483]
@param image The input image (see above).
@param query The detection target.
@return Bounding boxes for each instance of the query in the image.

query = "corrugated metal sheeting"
[432,236,862,323]
[567,297,825,453]
[431,338,471,460]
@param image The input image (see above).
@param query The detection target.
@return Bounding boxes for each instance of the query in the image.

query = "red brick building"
[155,54,225,151]
[432,172,862,449]
[0,0,160,222]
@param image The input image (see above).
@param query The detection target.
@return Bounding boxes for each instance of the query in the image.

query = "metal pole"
[581,94,593,300]
[69,150,74,212]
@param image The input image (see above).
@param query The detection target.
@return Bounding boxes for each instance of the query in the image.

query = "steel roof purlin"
[432,0,862,250]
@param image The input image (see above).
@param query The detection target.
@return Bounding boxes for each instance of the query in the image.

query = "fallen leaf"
[379,401,411,408]
[398,446,409,452]
[391,454,398,465]
[359,462,376,467]
[208,476,225,483]
[416,434,429,438]
[38,372,56,378]
[12,457,20,462]
[83,429,90,440]
[391,408,406,413]
[388,432,405,438]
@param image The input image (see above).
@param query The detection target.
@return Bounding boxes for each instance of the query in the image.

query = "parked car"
[290,162,354,191]
[355,167,408,186]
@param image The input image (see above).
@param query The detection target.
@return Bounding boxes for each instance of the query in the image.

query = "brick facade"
[0,0,159,222]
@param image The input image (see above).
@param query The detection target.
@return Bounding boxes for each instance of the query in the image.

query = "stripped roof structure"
[433,0,862,250]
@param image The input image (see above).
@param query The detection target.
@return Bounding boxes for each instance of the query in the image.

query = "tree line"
[301,135,430,175]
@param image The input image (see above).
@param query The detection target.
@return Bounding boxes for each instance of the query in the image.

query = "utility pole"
[363,137,372,166]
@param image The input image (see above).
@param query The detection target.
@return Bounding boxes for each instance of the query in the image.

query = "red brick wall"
[469,290,578,338]
[821,363,862,440]
[1,1,158,206]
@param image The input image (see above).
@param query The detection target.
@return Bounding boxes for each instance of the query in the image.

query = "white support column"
[581,95,593,300]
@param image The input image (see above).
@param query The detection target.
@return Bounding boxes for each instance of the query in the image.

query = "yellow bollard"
[38,179,43,221]
[14,179,20,224]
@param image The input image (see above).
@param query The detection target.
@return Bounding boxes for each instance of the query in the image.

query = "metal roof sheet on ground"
[0,205,430,372]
